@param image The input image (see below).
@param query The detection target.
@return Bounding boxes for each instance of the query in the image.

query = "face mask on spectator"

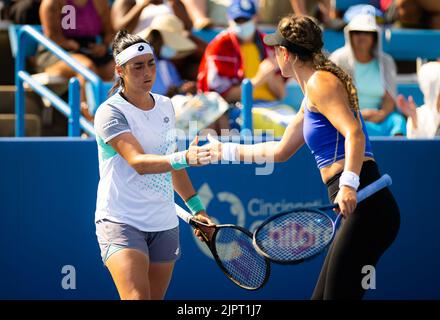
[160,45,177,59]
[231,20,256,41]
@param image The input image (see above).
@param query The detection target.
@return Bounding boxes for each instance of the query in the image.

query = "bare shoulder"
[307,70,345,103]
[307,70,342,93]
[306,71,346,109]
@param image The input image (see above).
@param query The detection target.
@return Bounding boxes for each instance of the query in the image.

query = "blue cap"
[227,0,257,21]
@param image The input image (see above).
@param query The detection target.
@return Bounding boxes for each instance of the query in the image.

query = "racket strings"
[215,228,268,289]
[255,210,334,262]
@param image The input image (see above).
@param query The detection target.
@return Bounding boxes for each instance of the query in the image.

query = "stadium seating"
[282,81,424,111]
[193,27,440,61]
[382,28,440,60]
[335,0,373,11]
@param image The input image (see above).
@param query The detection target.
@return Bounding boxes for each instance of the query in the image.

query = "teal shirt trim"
[97,136,117,162]
[354,59,384,110]
[104,244,125,262]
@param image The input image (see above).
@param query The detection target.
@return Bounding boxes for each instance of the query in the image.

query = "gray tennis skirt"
[95,219,181,264]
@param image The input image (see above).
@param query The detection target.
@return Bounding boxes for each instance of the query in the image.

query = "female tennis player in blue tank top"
[207,15,400,299]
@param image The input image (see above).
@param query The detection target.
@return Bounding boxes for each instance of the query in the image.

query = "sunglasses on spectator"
[350,30,375,35]
[234,17,252,24]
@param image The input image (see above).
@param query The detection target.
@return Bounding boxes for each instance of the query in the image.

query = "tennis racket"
[175,204,271,290]
[253,174,392,264]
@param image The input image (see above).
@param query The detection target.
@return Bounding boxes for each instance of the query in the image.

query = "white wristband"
[222,143,239,162]
[339,171,360,190]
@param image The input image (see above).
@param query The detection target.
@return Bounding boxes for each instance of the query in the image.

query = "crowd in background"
[0,0,439,138]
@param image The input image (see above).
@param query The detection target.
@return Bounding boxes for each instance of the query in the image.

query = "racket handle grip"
[176,204,211,243]
[357,174,392,203]
[175,204,193,224]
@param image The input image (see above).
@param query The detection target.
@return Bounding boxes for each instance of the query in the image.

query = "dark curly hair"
[108,30,149,96]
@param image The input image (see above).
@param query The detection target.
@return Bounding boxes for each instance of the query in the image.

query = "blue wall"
[0,138,439,299]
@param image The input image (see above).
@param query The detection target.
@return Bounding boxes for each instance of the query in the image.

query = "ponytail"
[108,76,124,97]
[313,52,360,112]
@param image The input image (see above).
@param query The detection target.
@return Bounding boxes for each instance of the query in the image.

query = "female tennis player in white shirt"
[94,30,212,300]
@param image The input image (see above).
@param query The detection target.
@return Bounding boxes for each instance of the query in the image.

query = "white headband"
[115,43,154,66]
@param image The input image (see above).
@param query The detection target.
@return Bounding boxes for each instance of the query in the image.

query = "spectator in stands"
[386,0,440,29]
[8,0,41,24]
[137,13,197,96]
[397,62,440,138]
[112,0,205,81]
[198,0,285,105]
[181,0,212,29]
[259,0,344,29]
[290,0,342,28]
[342,2,385,25]
[38,0,115,121]
[330,11,406,136]
[0,1,10,22]
[111,0,192,34]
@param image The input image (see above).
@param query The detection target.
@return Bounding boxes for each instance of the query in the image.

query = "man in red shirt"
[197,0,285,104]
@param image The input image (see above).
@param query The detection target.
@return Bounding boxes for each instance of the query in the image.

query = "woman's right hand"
[186,135,211,166]
[206,134,223,163]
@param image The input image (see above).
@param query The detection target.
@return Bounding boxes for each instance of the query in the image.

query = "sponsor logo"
[102,119,118,130]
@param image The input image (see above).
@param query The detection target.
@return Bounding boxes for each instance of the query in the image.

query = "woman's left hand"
[334,186,357,216]
[193,211,215,242]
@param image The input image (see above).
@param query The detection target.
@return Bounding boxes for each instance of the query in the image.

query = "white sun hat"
[137,14,197,57]
[347,13,378,32]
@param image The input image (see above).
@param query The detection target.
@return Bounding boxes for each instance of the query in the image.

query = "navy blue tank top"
[302,99,374,169]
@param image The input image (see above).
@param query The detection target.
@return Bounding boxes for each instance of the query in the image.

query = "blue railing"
[15,25,99,137]
[241,79,253,133]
